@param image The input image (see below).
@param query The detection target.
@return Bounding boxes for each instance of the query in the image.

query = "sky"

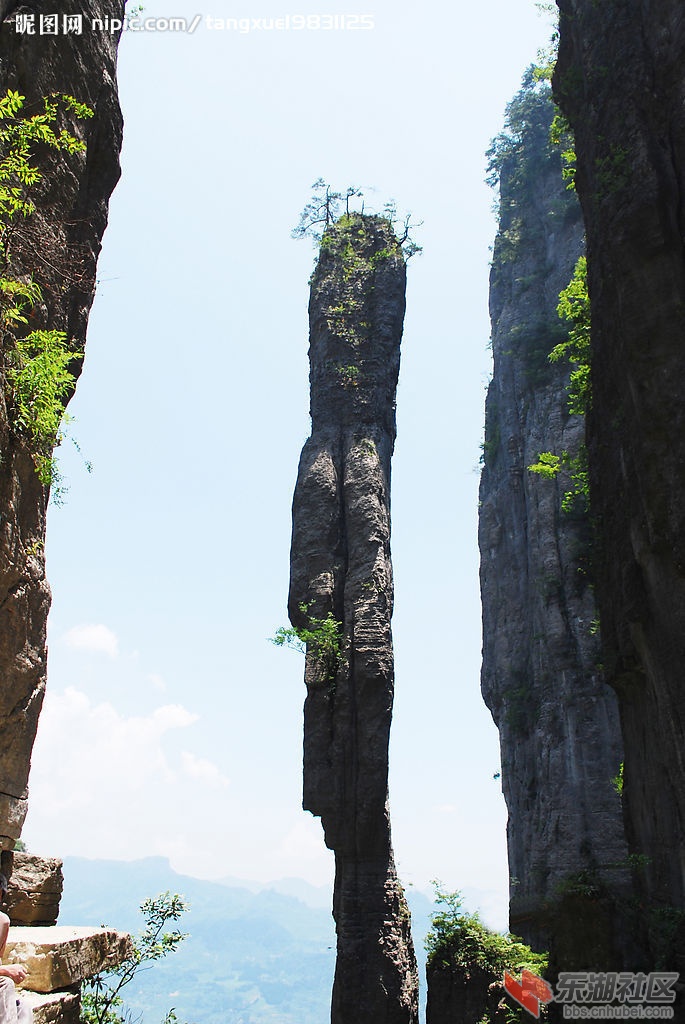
[22,0,554,933]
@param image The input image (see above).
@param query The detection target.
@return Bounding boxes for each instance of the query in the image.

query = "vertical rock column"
[479,77,634,969]
[554,0,685,941]
[289,214,419,1024]
[0,2,124,849]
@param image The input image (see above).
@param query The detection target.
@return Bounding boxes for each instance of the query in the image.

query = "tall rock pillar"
[289,214,419,1024]
[479,75,636,970]
[0,2,124,850]
[554,0,685,962]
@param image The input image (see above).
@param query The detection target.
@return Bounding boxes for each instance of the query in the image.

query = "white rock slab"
[5,926,132,993]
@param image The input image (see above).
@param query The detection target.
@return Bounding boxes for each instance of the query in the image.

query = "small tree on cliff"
[292,178,422,258]
[291,178,363,241]
[80,891,189,1024]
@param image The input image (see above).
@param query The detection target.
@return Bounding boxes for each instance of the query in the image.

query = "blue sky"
[23,0,554,932]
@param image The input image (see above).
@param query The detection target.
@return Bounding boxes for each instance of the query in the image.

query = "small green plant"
[80,891,189,1024]
[368,246,395,268]
[528,447,589,514]
[626,852,650,871]
[528,451,561,479]
[555,869,603,900]
[594,143,630,196]
[612,761,624,797]
[271,602,343,681]
[335,363,360,388]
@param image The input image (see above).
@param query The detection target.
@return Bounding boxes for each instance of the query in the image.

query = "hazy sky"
[23,0,553,932]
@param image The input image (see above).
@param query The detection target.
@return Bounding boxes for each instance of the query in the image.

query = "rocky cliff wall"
[289,214,419,1023]
[554,0,685,966]
[479,75,633,967]
[0,1,124,849]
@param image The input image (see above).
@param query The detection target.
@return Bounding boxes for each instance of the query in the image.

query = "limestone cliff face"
[479,78,632,965]
[0,1,124,848]
[554,1,685,961]
[289,214,419,1024]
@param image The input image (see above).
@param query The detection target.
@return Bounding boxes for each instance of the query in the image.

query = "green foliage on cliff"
[551,255,591,415]
[426,885,546,976]
[80,892,189,1024]
[612,761,624,797]
[0,90,92,491]
[5,329,82,485]
[293,179,422,261]
[529,446,589,515]
[426,886,548,1022]
[486,66,578,406]
[486,67,573,254]
[549,109,577,189]
[272,602,343,681]
[528,255,591,513]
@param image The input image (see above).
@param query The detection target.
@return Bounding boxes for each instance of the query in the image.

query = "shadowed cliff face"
[289,214,419,1024]
[554,1,685,958]
[0,2,124,847]
[479,77,633,968]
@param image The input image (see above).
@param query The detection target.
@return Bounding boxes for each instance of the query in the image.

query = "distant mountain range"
[59,856,435,1024]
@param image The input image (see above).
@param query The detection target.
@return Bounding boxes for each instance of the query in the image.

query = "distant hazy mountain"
[59,857,435,1024]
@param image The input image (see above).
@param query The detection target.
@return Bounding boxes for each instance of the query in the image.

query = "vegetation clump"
[528,255,590,513]
[0,89,93,493]
[272,602,343,682]
[426,885,548,1022]
[292,178,422,261]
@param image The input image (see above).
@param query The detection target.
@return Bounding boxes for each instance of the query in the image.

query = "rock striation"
[478,74,633,968]
[288,214,419,1023]
[0,1,124,848]
[554,0,685,966]
[5,924,131,994]
[5,852,63,926]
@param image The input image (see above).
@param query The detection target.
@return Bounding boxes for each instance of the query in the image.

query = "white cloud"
[24,688,200,859]
[180,751,230,788]
[161,812,335,888]
[278,816,329,866]
[64,624,119,658]
[24,689,334,887]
